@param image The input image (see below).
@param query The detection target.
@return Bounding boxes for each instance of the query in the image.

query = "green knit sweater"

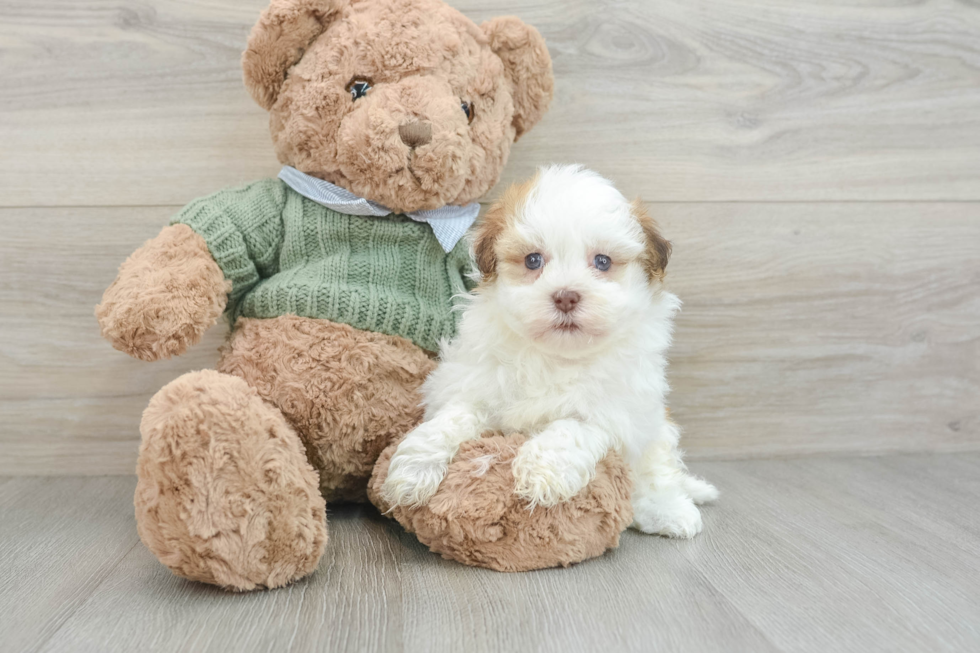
[171,179,476,352]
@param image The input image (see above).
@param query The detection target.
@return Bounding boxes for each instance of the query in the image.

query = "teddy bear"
[95,0,555,591]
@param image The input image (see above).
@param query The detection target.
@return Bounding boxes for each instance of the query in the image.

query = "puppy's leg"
[631,425,717,538]
[381,403,485,508]
[512,419,612,508]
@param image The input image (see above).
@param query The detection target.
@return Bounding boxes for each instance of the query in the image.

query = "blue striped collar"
[278,166,479,253]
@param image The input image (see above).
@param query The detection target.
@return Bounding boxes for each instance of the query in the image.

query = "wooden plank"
[2,0,980,206]
[0,206,227,474]
[0,477,140,652]
[660,202,980,458]
[691,455,980,652]
[35,504,406,653]
[394,522,776,653]
[1,202,978,473]
[5,455,978,652]
[35,486,776,653]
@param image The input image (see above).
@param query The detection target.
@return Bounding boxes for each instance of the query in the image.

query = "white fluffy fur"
[381,165,717,538]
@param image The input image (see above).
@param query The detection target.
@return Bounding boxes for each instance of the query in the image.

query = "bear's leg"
[135,369,327,591]
[216,316,436,503]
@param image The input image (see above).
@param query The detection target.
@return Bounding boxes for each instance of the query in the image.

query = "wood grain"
[659,201,980,458]
[0,205,228,474]
[2,0,980,206]
[690,454,980,653]
[2,203,977,474]
[2,455,977,652]
[0,477,140,652]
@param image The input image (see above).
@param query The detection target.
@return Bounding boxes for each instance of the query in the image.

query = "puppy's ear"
[631,200,671,282]
[473,203,507,281]
[473,175,537,281]
[242,0,346,110]
[481,17,554,139]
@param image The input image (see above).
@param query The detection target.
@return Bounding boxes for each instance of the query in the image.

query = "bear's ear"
[481,17,554,139]
[242,0,346,110]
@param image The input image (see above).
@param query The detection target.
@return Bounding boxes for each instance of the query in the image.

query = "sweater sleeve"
[170,179,287,312]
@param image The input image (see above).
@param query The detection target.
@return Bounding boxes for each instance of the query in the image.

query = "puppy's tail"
[682,474,719,505]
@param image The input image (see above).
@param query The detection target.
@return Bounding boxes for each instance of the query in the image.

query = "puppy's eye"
[347,78,371,101]
[593,254,612,271]
[461,100,475,123]
[525,252,544,270]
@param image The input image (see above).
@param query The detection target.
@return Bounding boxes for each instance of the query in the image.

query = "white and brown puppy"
[381,165,717,537]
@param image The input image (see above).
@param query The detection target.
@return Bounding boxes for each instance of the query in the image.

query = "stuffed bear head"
[242,0,554,213]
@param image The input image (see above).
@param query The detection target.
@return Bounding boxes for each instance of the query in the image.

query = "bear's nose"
[399,121,432,148]
[552,290,581,314]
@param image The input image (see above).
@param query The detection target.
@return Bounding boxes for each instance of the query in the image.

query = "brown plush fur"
[136,370,328,591]
[480,17,553,139]
[369,433,634,572]
[242,0,345,111]
[243,0,553,212]
[217,316,436,502]
[95,225,228,362]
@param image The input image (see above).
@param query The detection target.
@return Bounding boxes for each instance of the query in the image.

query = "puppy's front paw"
[381,450,449,508]
[512,441,593,509]
[631,495,703,539]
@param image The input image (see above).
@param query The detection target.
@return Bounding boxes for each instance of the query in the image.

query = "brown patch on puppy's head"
[630,200,671,282]
[242,0,554,213]
[473,174,537,282]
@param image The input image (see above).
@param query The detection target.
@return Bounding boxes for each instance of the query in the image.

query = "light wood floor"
[3,454,978,653]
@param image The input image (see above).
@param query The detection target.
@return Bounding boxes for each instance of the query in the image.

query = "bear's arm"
[96,179,288,362]
[169,178,288,311]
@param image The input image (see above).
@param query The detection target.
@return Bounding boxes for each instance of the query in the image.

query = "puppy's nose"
[398,121,432,148]
[552,290,581,314]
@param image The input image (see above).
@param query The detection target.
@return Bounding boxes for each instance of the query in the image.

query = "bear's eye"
[346,78,371,101]
[593,254,612,271]
[525,253,543,270]
[461,100,475,124]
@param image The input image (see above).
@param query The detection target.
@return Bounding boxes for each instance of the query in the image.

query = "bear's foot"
[369,433,634,572]
[135,370,327,591]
